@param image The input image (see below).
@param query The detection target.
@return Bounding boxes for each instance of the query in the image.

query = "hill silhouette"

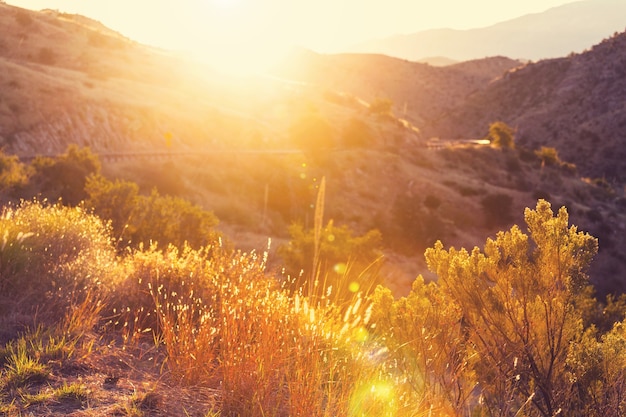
[350,0,626,62]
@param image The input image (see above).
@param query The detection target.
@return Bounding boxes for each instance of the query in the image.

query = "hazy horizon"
[6,0,580,72]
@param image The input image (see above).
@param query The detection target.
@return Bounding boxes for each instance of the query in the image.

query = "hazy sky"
[7,0,578,71]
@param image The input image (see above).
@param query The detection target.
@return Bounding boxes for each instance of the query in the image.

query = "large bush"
[85,175,220,250]
[30,145,101,205]
[0,152,31,199]
[368,200,615,416]
[0,201,116,316]
[425,200,598,416]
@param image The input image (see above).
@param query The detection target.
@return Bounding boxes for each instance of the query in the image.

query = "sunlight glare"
[350,379,397,416]
[210,0,241,8]
[183,0,292,75]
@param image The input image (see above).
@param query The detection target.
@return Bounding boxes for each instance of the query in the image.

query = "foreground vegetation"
[1,193,625,416]
[0,144,624,416]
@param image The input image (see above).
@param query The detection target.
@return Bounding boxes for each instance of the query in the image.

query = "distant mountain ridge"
[350,0,626,61]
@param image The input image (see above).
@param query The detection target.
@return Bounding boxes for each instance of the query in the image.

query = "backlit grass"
[0,200,625,416]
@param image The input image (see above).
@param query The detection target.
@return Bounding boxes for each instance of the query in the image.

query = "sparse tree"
[487,121,515,149]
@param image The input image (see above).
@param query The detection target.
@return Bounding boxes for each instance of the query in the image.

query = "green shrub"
[289,112,334,155]
[278,221,383,300]
[30,145,101,205]
[487,121,515,149]
[129,189,220,250]
[533,189,551,201]
[535,146,561,166]
[0,152,31,197]
[14,10,33,27]
[36,47,56,66]
[368,97,393,116]
[423,194,442,210]
[85,176,220,250]
[424,200,599,415]
[0,200,116,316]
[390,192,447,250]
[84,175,139,243]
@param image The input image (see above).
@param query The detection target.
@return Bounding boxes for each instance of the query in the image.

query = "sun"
[184,0,290,76]
[210,0,241,8]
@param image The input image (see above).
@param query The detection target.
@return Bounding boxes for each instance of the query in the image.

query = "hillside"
[272,49,522,127]
[425,30,626,183]
[350,0,626,62]
[0,4,278,156]
[0,3,625,298]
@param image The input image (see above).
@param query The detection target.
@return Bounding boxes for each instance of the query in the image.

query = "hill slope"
[0,3,273,156]
[272,49,522,127]
[1,4,625,297]
[425,30,626,183]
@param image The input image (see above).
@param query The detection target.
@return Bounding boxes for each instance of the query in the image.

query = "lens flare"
[354,326,369,343]
[333,262,347,274]
[349,281,360,293]
[349,379,397,416]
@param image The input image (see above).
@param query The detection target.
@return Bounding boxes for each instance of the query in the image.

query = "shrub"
[130,189,220,250]
[289,112,334,155]
[533,189,551,201]
[0,152,31,197]
[278,221,383,300]
[423,194,442,210]
[14,10,33,26]
[368,97,393,116]
[390,192,447,250]
[535,146,561,166]
[425,200,599,415]
[487,121,515,148]
[369,278,471,413]
[36,47,56,66]
[506,154,523,173]
[85,176,220,250]
[0,200,116,318]
[30,145,101,206]
[84,175,139,243]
